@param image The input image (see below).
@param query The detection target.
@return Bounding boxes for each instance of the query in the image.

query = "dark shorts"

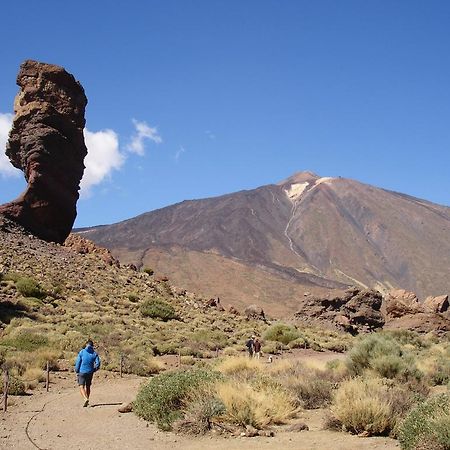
[77,372,94,387]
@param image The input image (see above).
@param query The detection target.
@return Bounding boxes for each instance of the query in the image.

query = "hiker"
[246,335,255,357]
[253,337,262,359]
[75,339,101,407]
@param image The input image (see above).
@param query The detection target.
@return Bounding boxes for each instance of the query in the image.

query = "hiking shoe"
[83,399,89,407]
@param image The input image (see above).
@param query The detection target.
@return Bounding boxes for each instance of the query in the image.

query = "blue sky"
[0,1,449,227]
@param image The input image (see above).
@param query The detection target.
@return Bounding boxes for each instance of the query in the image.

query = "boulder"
[423,295,449,314]
[343,289,385,330]
[0,60,87,243]
[244,304,265,320]
[384,289,421,318]
[117,402,133,413]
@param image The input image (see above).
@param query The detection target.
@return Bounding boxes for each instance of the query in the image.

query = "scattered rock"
[287,422,309,432]
[65,234,120,267]
[117,402,133,413]
[243,425,259,437]
[0,60,88,243]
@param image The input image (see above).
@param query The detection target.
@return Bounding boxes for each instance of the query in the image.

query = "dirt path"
[1,365,399,450]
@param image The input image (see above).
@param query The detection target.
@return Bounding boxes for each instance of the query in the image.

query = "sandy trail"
[1,364,399,450]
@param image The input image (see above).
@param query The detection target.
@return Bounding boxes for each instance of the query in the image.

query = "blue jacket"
[75,345,101,374]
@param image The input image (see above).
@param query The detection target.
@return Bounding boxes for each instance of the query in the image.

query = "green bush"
[428,356,450,386]
[142,267,154,276]
[0,331,48,351]
[263,323,300,345]
[127,294,139,303]
[346,334,422,382]
[140,298,176,321]
[15,277,46,299]
[399,394,450,450]
[133,369,221,430]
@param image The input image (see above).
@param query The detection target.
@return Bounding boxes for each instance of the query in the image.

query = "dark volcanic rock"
[295,288,384,333]
[0,60,87,243]
[342,289,384,330]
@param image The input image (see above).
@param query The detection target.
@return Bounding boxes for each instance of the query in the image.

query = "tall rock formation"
[0,60,88,243]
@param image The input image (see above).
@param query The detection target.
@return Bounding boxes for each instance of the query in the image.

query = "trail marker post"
[46,361,50,392]
[3,369,8,412]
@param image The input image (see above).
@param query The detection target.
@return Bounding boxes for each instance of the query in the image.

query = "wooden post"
[3,369,8,412]
[216,347,219,358]
[46,361,50,392]
[120,355,123,378]
[178,350,181,368]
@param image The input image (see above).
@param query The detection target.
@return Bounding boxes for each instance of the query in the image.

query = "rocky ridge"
[294,287,450,335]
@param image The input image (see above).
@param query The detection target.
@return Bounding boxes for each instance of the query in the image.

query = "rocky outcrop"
[423,295,449,314]
[384,289,421,318]
[295,288,384,334]
[295,286,450,335]
[64,234,119,267]
[383,290,449,334]
[0,60,87,243]
[244,304,266,320]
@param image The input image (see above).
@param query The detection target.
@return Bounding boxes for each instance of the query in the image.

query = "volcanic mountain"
[78,172,450,315]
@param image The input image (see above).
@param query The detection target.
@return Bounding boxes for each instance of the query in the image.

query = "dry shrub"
[222,346,239,356]
[123,354,164,376]
[280,367,339,409]
[266,358,297,376]
[331,377,399,435]
[215,356,263,377]
[180,355,196,366]
[177,387,226,435]
[22,367,46,390]
[215,380,296,428]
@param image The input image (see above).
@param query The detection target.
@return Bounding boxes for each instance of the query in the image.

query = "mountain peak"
[277,171,320,186]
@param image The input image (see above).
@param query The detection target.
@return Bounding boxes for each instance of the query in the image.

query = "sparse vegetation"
[398,393,450,450]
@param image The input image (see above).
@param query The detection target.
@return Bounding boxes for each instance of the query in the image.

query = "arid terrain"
[1,352,399,450]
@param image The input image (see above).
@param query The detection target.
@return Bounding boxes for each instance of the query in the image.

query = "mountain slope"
[79,172,450,314]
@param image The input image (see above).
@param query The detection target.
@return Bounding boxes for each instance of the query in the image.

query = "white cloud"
[0,113,21,177]
[127,119,162,156]
[81,128,125,197]
[174,145,186,163]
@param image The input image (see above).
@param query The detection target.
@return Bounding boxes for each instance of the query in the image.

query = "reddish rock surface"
[423,295,449,314]
[384,289,421,318]
[295,288,384,334]
[64,234,119,267]
[0,60,87,243]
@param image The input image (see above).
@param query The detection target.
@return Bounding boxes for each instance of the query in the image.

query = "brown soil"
[1,362,399,450]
